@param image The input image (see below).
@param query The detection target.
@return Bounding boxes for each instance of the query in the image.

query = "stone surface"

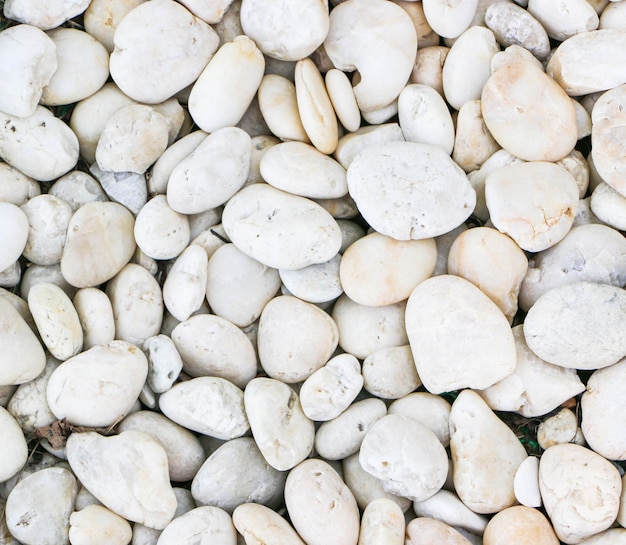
[156,506,236,545]
[0,162,39,206]
[0,203,29,274]
[360,414,448,502]
[413,490,488,536]
[3,0,90,29]
[514,456,542,508]
[539,443,622,544]
[285,459,360,545]
[581,357,626,460]
[279,254,343,304]
[244,377,314,471]
[405,517,472,545]
[333,123,404,170]
[143,335,182,394]
[83,0,146,53]
[591,182,626,230]
[483,506,559,545]
[68,505,132,545]
[524,281,626,370]
[88,163,147,215]
[537,408,578,449]
[388,392,451,447]
[233,503,306,545]
[0,406,28,482]
[422,0,478,38]
[46,340,147,427]
[66,431,177,530]
[162,245,207,322]
[359,498,405,545]
[362,345,421,400]
[449,390,528,514]
[325,68,361,133]
[406,275,515,394]
[72,288,115,350]
[134,195,189,260]
[257,74,309,143]
[5,467,77,545]
[528,0,598,41]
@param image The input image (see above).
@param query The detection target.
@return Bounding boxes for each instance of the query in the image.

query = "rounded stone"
[2,0,90,29]
[388,392,451,447]
[162,245,208,323]
[362,345,421,400]
[483,506,559,545]
[325,68,361,133]
[68,504,132,545]
[537,408,578,449]
[72,288,115,350]
[346,141,475,240]
[279,254,343,304]
[233,503,306,545]
[257,74,309,143]
[514,456,542,508]
[0,202,29,274]
[422,0,479,38]
[83,0,146,53]
[406,517,473,545]
[590,182,626,230]
[0,406,28,482]
[528,0,599,41]
[413,490,488,536]
[156,506,236,545]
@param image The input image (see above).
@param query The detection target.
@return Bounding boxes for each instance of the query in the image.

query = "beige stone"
[233,503,305,545]
[483,506,559,545]
[406,517,472,545]
[358,498,404,545]
[452,100,500,173]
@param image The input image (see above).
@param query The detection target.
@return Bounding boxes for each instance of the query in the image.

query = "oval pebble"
[359,498,405,545]
[0,202,29,274]
[483,505,560,545]
[162,244,208,322]
[325,68,361,133]
[524,281,626,369]
[422,0,479,39]
[413,490,488,536]
[528,0,599,41]
[514,456,542,508]
[46,340,148,427]
[157,506,236,545]
[72,288,115,350]
[233,503,306,545]
[362,345,421,400]
[406,517,472,545]
[257,74,309,143]
[278,254,343,304]
[0,405,28,482]
[388,392,451,447]
[347,141,475,240]
[69,504,132,545]
[591,182,626,230]
[159,376,249,440]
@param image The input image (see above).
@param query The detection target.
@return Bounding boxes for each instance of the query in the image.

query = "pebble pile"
[1,0,626,544]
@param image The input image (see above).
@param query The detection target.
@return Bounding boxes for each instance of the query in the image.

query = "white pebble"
[279,254,343,304]
[412,490,488,536]
[2,0,90,29]
[157,506,236,545]
[0,202,29,274]
[325,69,361,132]
[537,408,578,449]
[233,503,306,545]
[162,245,208,322]
[528,0,599,41]
[0,406,28,482]
[362,345,421,400]
[69,505,132,545]
[72,288,115,350]
[359,498,405,545]
[591,182,626,230]
[257,74,309,143]
[514,456,542,508]
[388,392,451,447]
[422,0,479,38]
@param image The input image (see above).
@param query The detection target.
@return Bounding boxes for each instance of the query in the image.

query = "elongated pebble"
[162,245,208,322]
[359,498,405,545]
[325,69,361,132]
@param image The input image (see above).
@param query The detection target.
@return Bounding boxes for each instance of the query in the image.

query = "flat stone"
[360,414,448,502]
[347,141,475,240]
[66,431,177,530]
[285,459,360,545]
[233,503,306,545]
[68,505,132,545]
[243,377,314,471]
[524,281,626,369]
[539,443,622,543]
[191,437,286,512]
[5,468,77,545]
[450,390,528,514]
[0,406,28,482]
[157,506,236,545]
[483,505,559,545]
[109,0,219,103]
[46,340,147,427]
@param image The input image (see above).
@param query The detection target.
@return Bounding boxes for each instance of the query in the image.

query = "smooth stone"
[325,69,361,132]
[0,406,28,482]
[524,282,626,369]
[396,0,439,48]
[0,162,39,206]
[520,224,626,311]
[486,161,579,252]
[548,29,626,96]
[406,517,472,545]
[0,24,56,117]
[258,294,338,382]
[452,99,500,173]
[539,443,622,543]
[162,245,207,322]
[260,141,347,199]
[578,529,626,544]
[528,0,598,41]
[299,353,363,421]
[537,408,578,449]
[134,195,189,260]
[72,288,115,350]
[233,503,306,545]
[176,0,234,23]
[257,74,309,143]
[110,0,219,104]
[0,297,46,386]
[480,325,585,417]
[67,431,177,530]
[49,171,106,212]
[5,467,77,545]
[388,392,451,447]
[96,105,168,174]
[7,355,58,434]
[348,141,474,240]
[358,498,404,545]
[485,2,550,59]
[448,227,527,323]
[0,261,20,289]
[191,437,285,512]
[332,295,408,360]
[422,0,478,38]
[61,201,135,288]
[279,254,343,304]
[41,28,108,106]
[314,398,387,460]
[406,275,515,394]
[413,490,488,536]
[157,506,236,545]
[189,36,264,133]
[46,340,147,427]
[514,456,542,507]
[106,264,163,346]
[160,376,249,440]
[601,1,626,29]
[362,345,421,400]
[334,123,405,169]
[342,452,412,513]
[0,202,28,273]
[450,390,528,514]
[442,26,500,111]
[483,506,560,545]
[187,208,222,240]
[294,58,337,154]
[341,232,436,307]
[83,0,145,53]
[398,83,454,154]
[118,411,205,482]
[482,61,577,161]
[325,0,417,113]
[21,263,77,301]
[581,357,626,460]
[167,127,250,214]
[171,314,256,388]
[190,226,228,262]
[205,243,280,328]
[557,149,590,198]
[591,182,626,230]
[69,505,132,545]
[0,106,79,182]
[285,459,360,545]
[3,0,90,29]
[143,335,182,394]
[20,195,73,266]
[361,100,399,125]
[360,414,448,501]
[244,377,314,471]
[28,282,83,361]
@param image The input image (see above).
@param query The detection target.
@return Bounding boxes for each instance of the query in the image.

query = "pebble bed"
[0,0,626,544]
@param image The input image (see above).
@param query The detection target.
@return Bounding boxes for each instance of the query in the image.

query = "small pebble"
[142,334,182,394]
[2,0,90,29]
[68,505,132,545]
[514,456,542,508]
[157,506,237,545]
[413,490,488,536]
[162,244,208,322]
[537,408,578,449]
[362,345,421,400]
[359,498,405,545]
